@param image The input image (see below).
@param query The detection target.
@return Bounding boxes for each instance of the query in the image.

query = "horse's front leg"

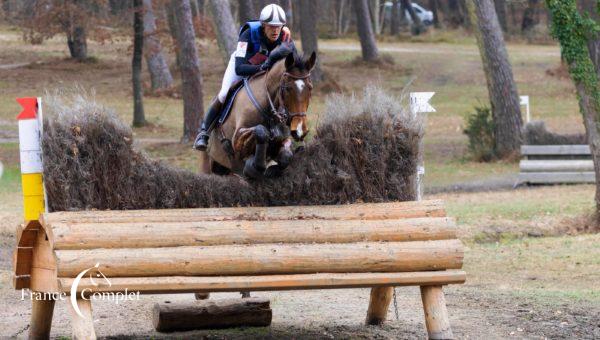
[243,124,270,179]
[265,138,294,178]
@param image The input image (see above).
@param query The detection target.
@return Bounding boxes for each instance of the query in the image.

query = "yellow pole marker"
[17,97,46,221]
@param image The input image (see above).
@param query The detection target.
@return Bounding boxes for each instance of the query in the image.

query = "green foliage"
[546,0,600,120]
[463,105,496,162]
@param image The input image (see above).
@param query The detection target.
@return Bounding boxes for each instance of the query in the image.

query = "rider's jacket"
[234,21,296,77]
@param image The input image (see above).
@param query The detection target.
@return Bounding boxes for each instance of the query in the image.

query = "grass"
[424,155,518,187]
[431,185,595,226]
[0,142,19,187]
[465,234,600,302]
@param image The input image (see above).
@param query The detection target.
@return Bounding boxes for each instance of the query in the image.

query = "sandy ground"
[1,278,598,339]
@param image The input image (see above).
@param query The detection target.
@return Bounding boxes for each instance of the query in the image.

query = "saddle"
[216,71,266,127]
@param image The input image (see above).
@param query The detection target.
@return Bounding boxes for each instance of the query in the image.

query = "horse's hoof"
[264,165,284,178]
[243,158,264,179]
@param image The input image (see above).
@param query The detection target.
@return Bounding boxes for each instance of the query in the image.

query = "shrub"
[463,106,496,162]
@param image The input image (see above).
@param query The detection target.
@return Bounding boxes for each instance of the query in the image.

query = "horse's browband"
[283,71,311,80]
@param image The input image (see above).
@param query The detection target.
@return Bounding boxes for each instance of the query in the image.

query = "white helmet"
[260,4,286,26]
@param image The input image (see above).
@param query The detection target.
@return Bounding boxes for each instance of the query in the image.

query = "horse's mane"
[269,46,312,74]
[250,48,311,83]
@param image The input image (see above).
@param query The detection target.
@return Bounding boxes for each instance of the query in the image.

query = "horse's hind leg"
[243,124,270,179]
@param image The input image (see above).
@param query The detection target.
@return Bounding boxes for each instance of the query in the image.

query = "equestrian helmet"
[260,4,286,26]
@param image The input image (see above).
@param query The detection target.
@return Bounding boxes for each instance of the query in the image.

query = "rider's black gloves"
[260,62,271,71]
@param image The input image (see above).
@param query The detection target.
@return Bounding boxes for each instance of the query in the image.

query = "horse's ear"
[285,53,295,70]
[305,52,317,72]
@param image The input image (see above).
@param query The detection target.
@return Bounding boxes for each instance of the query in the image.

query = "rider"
[194,3,296,151]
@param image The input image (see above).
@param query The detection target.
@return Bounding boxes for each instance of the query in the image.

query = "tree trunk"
[197,0,205,16]
[190,0,199,18]
[254,0,267,13]
[67,26,88,61]
[352,0,379,61]
[109,0,129,14]
[2,0,10,18]
[279,0,293,30]
[437,0,450,27]
[371,0,381,35]
[459,0,472,28]
[133,0,146,127]
[298,0,323,82]
[522,0,542,33]
[208,0,238,66]
[508,1,518,31]
[143,0,174,91]
[429,0,441,28]
[494,0,508,32]
[447,0,465,28]
[401,0,424,35]
[547,0,600,220]
[342,0,352,35]
[391,0,400,34]
[165,2,182,70]
[238,0,255,24]
[587,33,600,219]
[399,0,409,27]
[171,0,204,142]
[468,0,523,158]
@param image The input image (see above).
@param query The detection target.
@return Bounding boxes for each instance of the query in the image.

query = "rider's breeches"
[217,53,242,103]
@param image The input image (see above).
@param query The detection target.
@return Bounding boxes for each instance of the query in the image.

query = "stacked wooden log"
[14,200,465,339]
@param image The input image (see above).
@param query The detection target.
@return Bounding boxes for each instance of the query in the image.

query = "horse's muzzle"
[291,129,308,142]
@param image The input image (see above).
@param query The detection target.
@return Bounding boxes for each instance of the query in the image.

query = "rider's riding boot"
[193,99,224,151]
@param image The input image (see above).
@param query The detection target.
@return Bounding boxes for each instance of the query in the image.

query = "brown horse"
[199,51,316,178]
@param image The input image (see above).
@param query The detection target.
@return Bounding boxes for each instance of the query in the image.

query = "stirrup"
[193,131,210,151]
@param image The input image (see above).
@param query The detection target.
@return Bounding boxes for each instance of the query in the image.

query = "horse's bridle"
[266,70,312,125]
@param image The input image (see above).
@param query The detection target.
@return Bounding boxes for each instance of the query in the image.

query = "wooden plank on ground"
[60,270,467,294]
[153,298,272,332]
[518,172,595,184]
[519,160,594,172]
[521,145,590,156]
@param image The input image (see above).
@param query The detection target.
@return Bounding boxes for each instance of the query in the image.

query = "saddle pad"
[218,80,245,125]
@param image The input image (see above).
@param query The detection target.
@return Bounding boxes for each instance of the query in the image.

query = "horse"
[199,50,316,179]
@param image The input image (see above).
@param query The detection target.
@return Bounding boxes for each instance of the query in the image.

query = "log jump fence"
[518,145,595,185]
[13,97,465,339]
[15,200,465,339]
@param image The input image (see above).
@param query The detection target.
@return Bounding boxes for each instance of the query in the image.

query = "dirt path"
[1,278,597,339]
[319,41,561,58]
